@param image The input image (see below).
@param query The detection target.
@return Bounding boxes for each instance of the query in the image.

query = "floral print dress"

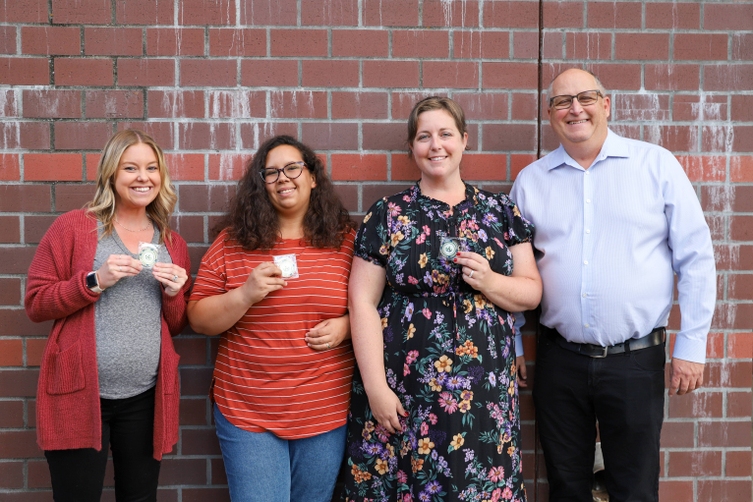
[342,183,532,502]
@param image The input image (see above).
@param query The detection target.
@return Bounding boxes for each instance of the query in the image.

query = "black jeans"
[533,331,665,502]
[45,386,161,502]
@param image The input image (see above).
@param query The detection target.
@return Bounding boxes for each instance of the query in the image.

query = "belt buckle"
[592,345,609,358]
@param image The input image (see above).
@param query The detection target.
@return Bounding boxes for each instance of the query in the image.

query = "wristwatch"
[85,271,104,293]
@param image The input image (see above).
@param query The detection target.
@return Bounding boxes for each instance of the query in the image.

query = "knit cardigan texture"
[25,209,191,460]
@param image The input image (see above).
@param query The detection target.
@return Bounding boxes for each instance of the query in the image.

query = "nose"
[429,134,441,149]
[568,98,584,114]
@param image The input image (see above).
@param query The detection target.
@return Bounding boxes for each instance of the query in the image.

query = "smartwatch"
[85,271,104,293]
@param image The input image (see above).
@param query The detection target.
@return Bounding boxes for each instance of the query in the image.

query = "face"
[547,69,611,152]
[411,109,468,181]
[113,142,161,211]
[263,144,316,218]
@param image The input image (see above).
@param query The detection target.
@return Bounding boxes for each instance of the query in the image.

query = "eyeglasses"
[259,161,307,183]
[549,90,603,110]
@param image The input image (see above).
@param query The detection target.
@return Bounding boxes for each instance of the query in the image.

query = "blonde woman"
[25,129,191,501]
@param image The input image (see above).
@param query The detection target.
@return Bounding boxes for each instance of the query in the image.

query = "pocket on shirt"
[45,341,86,395]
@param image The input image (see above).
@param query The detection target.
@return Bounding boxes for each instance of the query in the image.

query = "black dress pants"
[533,331,665,502]
[45,386,161,502]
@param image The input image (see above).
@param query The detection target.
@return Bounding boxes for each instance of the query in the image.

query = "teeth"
[569,120,588,125]
[133,187,150,192]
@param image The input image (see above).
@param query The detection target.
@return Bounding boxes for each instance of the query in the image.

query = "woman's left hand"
[455,251,494,291]
[153,263,188,297]
[306,316,350,351]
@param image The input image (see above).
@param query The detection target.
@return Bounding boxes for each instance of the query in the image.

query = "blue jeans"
[213,404,346,502]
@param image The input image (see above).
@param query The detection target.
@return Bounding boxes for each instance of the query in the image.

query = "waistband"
[541,325,666,358]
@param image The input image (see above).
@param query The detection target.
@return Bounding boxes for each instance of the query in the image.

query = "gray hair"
[546,68,607,99]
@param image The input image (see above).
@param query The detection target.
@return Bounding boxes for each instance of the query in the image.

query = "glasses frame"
[259,161,308,184]
[548,89,604,110]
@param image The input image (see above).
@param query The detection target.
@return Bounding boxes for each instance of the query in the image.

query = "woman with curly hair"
[187,135,356,502]
[25,129,191,501]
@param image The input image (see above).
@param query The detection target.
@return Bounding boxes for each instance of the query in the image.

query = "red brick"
[727,390,752,419]
[704,64,753,92]
[55,122,112,151]
[726,450,752,477]
[52,0,110,24]
[391,91,433,119]
[179,365,213,395]
[180,396,209,425]
[0,215,20,243]
[27,459,51,488]
[565,32,612,60]
[269,91,327,119]
[677,156,726,183]
[0,57,49,85]
[668,391,723,419]
[160,458,208,485]
[423,61,479,89]
[612,93,670,122]
[586,63,642,90]
[512,31,539,59]
[115,0,173,24]
[25,153,82,181]
[668,450,722,477]
[483,124,537,152]
[331,154,387,181]
[116,122,174,150]
[146,28,205,56]
[22,26,80,55]
[0,338,22,365]
[54,58,112,86]
[0,122,50,150]
[241,59,299,87]
[0,429,43,458]
[587,2,641,29]
[302,60,360,87]
[453,31,508,59]
[484,1,538,28]
[332,92,388,120]
[86,152,102,181]
[25,90,81,120]
[240,0,296,25]
[704,3,753,31]
[363,0,418,26]
[511,154,537,180]
[54,183,96,212]
[174,337,207,366]
[363,60,419,88]
[615,33,669,60]
[646,3,700,30]
[731,95,753,123]
[206,90,265,118]
[333,183,358,212]
[733,33,753,61]
[0,88,17,115]
[542,1,584,28]
[731,156,753,182]
[209,29,266,57]
[733,125,753,153]
[660,421,695,447]
[730,186,753,213]
[674,33,728,61]
[701,124,734,152]
[301,122,358,151]
[239,123,298,149]
[182,488,231,502]
[659,480,694,502]
[452,93,509,121]
[178,0,235,26]
[459,154,508,182]
[84,27,142,56]
[482,62,537,89]
[180,59,236,87]
[673,94,727,122]
[171,214,204,243]
[698,480,752,502]
[511,92,537,121]
[0,366,39,396]
[729,274,753,301]
[25,215,56,245]
[423,0,480,27]
[85,90,143,119]
[176,123,237,151]
[332,29,389,57]
[164,153,204,181]
[0,26,16,53]
[0,0,48,22]
[270,29,327,57]
[362,183,413,210]
[362,123,406,151]
[208,153,247,181]
[706,359,752,388]
[394,29,449,58]
[118,58,175,86]
[0,185,51,212]
[0,277,21,305]
[179,184,235,212]
[301,0,358,26]
[0,461,24,488]
[542,32,564,59]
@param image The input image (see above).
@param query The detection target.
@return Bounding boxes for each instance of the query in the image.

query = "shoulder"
[45,209,97,241]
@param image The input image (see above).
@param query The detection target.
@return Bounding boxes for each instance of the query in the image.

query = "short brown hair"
[406,96,467,148]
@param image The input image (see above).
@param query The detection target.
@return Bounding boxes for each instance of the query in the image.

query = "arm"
[187,261,286,336]
[349,257,405,433]
[513,315,527,388]
[455,242,542,312]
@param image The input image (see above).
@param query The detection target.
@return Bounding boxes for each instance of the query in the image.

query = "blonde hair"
[86,129,177,244]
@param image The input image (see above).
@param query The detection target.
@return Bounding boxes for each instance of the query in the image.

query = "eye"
[416,134,429,141]
[147,165,159,171]
[441,131,453,137]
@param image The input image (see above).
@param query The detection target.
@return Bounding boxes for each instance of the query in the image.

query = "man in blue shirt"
[510,68,716,501]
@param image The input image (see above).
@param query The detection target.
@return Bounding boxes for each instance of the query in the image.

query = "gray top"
[93,226,172,399]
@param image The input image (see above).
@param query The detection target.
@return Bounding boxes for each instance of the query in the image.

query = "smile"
[132,187,152,192]
[429,156,447,161]
[568,119,589,125]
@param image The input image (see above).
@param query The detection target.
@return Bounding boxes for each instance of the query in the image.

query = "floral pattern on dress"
[343,183,533,502]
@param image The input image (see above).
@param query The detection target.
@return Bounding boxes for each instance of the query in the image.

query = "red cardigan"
[25,209,191,460]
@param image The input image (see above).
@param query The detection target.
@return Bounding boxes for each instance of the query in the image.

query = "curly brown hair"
[220,135,354,250]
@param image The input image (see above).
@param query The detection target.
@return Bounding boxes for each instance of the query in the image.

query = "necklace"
[114,216,152,232]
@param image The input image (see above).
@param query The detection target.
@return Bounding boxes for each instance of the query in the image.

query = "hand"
[366,384,407,435]
[516,355,528,388]
[153,263,188,297]
[306,316,349,351]
[239,262,287,306]
[455,251,494,291]
[97,254,143,289]
[669,358,705,395]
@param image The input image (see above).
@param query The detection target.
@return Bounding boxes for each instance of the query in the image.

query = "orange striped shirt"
[190,229,356,439]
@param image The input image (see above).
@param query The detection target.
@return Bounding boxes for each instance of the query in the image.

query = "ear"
[310,171,317,188]
[603,95,611,119]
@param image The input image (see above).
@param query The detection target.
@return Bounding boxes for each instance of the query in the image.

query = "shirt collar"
[545,128,630,171]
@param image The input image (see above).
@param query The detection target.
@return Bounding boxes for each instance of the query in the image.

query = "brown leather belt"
[541,325,666,358]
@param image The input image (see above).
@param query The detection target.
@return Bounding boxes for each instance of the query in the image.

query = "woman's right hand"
[239,262,287,306]
[97,254,143,290]
[367,384,407,434]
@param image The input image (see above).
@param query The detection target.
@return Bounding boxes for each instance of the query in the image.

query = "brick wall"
[0,0,750,500]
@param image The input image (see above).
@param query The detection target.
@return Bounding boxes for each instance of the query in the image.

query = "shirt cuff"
[671,334,708,365]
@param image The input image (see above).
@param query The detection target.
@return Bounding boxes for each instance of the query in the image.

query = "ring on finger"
[326,342,331,349]
[173,275,178,282]
[118,266,122,272]
[468,270,474,278]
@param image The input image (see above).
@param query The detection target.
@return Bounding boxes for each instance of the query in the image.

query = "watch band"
[86,271,104,293]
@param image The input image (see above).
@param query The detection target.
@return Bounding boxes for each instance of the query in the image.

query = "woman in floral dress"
[342,96,542,502]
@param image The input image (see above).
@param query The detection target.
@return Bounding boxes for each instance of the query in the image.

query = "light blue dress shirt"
[510,130,716,364]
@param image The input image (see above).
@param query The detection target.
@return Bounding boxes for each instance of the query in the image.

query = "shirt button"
[584,323,590,328]
[585,229,591,234]
[582,293,587,298]
[586,199,591,203]
[585,171,590,176]
[584,260,589,265]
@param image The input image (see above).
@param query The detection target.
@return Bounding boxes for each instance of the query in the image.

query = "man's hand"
[669,358,705,395]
